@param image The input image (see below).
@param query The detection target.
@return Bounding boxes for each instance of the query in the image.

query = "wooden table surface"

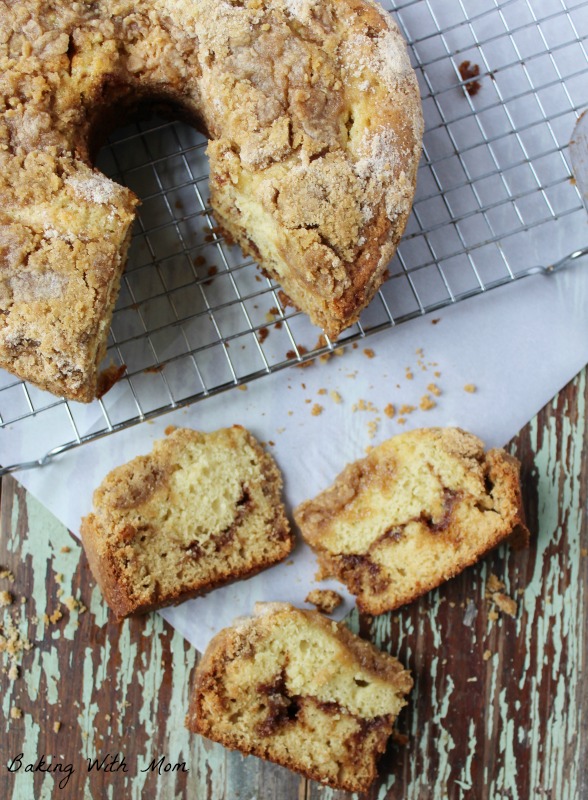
[1,368,587,800]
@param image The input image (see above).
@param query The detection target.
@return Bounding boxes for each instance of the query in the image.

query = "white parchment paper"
[7,263,588,652]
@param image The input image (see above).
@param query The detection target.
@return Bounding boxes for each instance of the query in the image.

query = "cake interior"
[81,428,291,615]
[295,428,528,613]
[190,605,412,792]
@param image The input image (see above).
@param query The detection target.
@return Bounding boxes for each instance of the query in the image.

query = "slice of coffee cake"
[80,426,293,619]
[295,427,528,614]
[187,603,412,792]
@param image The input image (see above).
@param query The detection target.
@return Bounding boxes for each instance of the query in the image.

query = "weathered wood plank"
[1,369,587,799]
[306,369,588,800]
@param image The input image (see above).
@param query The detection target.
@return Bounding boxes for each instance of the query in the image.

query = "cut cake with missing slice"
[80,426,293,619]
[186,602,412,793]
[294,427,529,614]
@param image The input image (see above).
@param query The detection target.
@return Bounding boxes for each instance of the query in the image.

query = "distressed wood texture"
[1,369,587,800]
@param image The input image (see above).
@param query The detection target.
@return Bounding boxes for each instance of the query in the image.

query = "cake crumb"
[458,60,482,96]
[0,591,13,607]
[483,649,492,661]
[405,369,413,380]
[287,346,312,367]
[317,388,327,396]
[1,612,33,676]
[464,383,477,393]
[427,383,442,397]
[367,419,379,439]
[485,573,505,596]
[384,403,395,419]
[0,568,15,581]
[397,417,407,425]
[10,706,22,720]
[305,589,343,614]
[493,592,518,618]
[352,399,378,413]
[488,610,499,621]
[53,721,61,733]
[60,547,71,554]
[399,404,415,415]
[330,390,342,404]
[63,596,87,614]
[311,404,323,417]
[363,348,375,359]
[419,394,436,411]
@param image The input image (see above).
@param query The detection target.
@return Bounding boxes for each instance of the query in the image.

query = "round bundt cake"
[0,0,422,400]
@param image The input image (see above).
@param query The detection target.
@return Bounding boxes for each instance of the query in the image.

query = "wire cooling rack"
[1,0,587,473]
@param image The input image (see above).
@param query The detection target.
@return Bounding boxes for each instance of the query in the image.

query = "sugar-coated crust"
[80,426,294,620]
[295,428,530,614]
[0,0,422,399]
[187,603,412,793]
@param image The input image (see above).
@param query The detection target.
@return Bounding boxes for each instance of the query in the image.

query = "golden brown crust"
[186,603,412,792]
[295,428,530,614]
[80,426,294,620]
[0,0,422,398]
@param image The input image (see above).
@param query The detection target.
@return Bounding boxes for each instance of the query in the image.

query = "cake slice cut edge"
[80,425,294,620]
[294,427,530,615]
[186,602,412,793]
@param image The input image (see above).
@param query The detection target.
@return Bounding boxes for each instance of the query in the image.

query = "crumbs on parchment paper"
[305,589,343,614]
[295,345,479,438]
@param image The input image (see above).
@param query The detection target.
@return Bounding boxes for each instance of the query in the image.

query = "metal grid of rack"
[0,0,586,472]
